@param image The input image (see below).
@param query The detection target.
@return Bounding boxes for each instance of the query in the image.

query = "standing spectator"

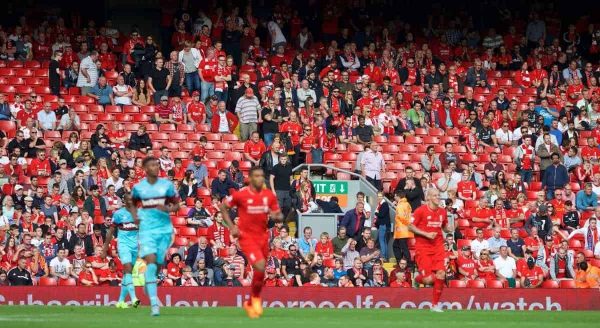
[211,101,238,133]
[340,202,367,238]
[360,141,385,191]
[84,185,107,225]
[165,51,185,97]
[537,134,561,181]
[76,51,99,96]
[235,88,260,141]
[392,190,413,265]
[270,155,293,215]
[514,135,535,184]
[49,50,62,96]
[147,57,172,105]
[199,48,217,102]
[214,55,232,102]
[178,41,202,95]
[542,153,569,200]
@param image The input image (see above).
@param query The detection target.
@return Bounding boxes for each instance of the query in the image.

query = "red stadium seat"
[559,280,576,288]
[541,280,559,288]
[457,239,471,249]
[486,280,504,288]
[197,227,209,237]
[467,280,485,288]
[38,277,58,286]
[172,217,187,226]
[58,278,77,286]
[174,237,189,247]
[179,227,196,237]
[449,280,466,288]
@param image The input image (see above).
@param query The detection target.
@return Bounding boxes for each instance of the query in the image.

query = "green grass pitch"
[1,306,600,328]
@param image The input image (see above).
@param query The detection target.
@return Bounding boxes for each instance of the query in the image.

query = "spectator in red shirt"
[476,250,497,283]
[98,259,122,286]
[457,245,478,281]
[470,198,493,229]
[97,43,116,71]
[28,150,51,177]
[154,95,177,124]
[187,91,207,127]
[457,171,477,201]
[314,232,334,260]
[243,131,266,166]
[79,261,99,286]
[166,253,184,280]
[519,257,544,288]
[389,271,411,287]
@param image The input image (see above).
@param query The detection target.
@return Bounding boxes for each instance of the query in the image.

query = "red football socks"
[251,270,265,298]
[432,278,444,305]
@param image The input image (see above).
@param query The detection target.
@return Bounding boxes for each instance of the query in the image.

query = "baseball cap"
[245,88,254,96]
[24,196,33,202]
[527,257,535,265]
[193,155,202,162]
[15,184,23,191]
[192,91,200,96]
[538,204,548,214]
[461,245,471,251]
[210,95,218,101]
[160,95,169,101]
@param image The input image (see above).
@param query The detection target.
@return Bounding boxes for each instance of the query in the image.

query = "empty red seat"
[178,227,196,237]
[559,280,576,288]
[467,280,485,288]
[486,280,504,288]
[38,277,58,286]
[174,237,189,247]
[541,280,559,288]
[449,280,466,288]
[58,278,77,286]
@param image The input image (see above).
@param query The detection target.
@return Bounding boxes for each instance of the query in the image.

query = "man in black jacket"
[525,204,553,240]
[7,257,33,285]
[393,166,424,211]
[185,236,214,270]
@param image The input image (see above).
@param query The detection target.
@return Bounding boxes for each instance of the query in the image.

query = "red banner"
[1,287,599,311]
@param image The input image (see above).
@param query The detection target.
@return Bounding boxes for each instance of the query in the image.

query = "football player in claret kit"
[409,188,454,313]
[220,166,283,319]
[129,156,180,316]
[101,193,139,309]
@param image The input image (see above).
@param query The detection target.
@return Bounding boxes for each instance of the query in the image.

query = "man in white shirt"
[296,80,317,103]
[267,20,287,50]
[493,246,516,284]
[37,102,57,131]
[470,228,490,259]
[49,248,72,279]
[495,122,514,148]
[360,142,386,191]
[76,51,99,95]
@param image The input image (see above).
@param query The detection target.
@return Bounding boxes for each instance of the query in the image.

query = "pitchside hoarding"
[1,287,599,310]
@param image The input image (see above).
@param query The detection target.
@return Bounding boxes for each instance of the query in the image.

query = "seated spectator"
[112,75,134,106]
[519,257,544,288]
[154,96,177,124]
[187,198,212,227]
[457,245,478,281]
[48,248,72,280]
[166,253,184,281]
[185,236,214,269]
[243,131,267,166]
[132,79,151,106]
[421,145,442,173]
[128,125,152,153]
[210,169,237,199]
[79,261,99,286]
[7,257,33,286]
[575,183,598,212]
[196,268,213,287]
[89,76,114,106]
[176,266,199,286]
[57,108,81,132]
[37,102,57,131]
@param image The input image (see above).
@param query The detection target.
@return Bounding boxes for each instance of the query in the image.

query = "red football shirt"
[519,265,544,286]
[224,186,280,236]
[457,180,477,199]
[412,204,448,251]
[244,140,267,160]
[187,102,206,123]
[457,256,477,279]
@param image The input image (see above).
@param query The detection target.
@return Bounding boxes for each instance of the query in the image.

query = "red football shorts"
[415,248,445,276]
[239,233,269,266]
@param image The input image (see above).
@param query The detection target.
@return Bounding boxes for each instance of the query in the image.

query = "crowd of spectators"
[1,1,600,288]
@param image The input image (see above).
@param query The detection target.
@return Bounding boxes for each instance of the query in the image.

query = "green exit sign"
[314,181,348,194]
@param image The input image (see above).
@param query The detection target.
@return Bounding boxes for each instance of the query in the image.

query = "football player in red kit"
[220,166,283,319]
[409,188,454,312]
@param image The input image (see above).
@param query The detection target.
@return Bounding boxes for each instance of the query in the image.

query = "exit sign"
[314,181,349,207]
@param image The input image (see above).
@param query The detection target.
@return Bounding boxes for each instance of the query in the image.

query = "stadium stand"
[0,0,600,291]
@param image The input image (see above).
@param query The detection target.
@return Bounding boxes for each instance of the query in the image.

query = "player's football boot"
[131,298,141,308]
[151,305,160,316]
[243,299,260,319]
[250,297,263,316]
[430,304,444,313]
[115,301,129,309]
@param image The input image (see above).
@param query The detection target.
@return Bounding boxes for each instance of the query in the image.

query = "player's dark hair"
[249,166,263,176]
[142,156,158,167]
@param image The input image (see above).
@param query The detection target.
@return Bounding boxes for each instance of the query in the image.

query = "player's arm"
[269,191,283,222]
[408,223,436,240]
[101,225,116,258]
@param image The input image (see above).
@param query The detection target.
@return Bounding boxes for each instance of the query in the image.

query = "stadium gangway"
[292,163,397,240]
